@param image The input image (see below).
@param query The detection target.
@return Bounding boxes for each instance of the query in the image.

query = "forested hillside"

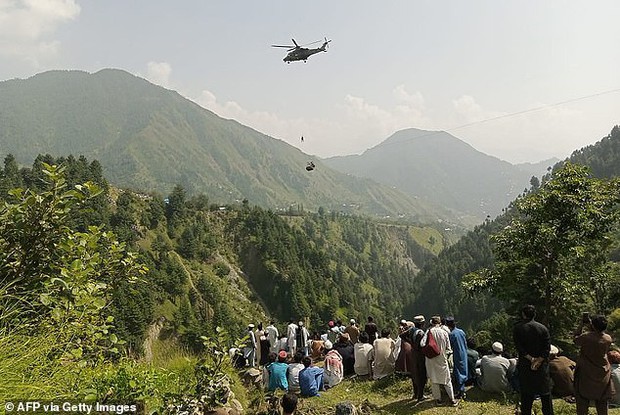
[405,125,620,344]
[0,153,455,353]
[2,133,619,413]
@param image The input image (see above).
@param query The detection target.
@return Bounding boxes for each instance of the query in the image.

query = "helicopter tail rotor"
[321,37,332,51]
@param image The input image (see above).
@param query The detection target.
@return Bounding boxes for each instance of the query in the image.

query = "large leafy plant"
[0,163,146,363]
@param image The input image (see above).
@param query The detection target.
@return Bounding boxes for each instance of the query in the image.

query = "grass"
[0,332,83,400]
[288,374,620,415]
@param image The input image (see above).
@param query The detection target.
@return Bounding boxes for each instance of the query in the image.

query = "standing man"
[244,323,257,367]
[296,321,310,357]
[287,318,298,357]
[410,315,428,402]
[421,316,457,406]
[513,304,554,415]
[446,316,468,399]
[573,314,614,415]
[365,316,378,342]
[266,320,279,354]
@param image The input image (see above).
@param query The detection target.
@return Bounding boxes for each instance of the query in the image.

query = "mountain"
[323,128,554,220]
[404,125,620,330]
[0,69,453,223]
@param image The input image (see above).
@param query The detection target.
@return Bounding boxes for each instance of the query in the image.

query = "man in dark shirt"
[333,333,356,376]
[513,304,554,415]
[364,316,378,342]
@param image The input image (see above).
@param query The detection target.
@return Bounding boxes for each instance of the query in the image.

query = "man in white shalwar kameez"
[420,315,458,406]
[287,319,298,357]
[266,321,279,353]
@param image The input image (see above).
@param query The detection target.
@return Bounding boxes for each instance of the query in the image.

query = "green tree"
[0,154,23,198]
[463,162,620,336]
[0,163,146,363]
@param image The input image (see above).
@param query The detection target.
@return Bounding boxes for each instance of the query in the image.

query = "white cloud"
[0,0,80,66]
[451,95,505,125]
[146,61,172,88]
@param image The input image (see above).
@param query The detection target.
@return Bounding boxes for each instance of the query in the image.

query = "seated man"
[298,356,324,397]
[466,337,479,386]
[286,352,305,392]
[354,331,374,377]
[324,341,344,387]
[267,350,289,392]
[548,344,575,401]
[478,342,513,393]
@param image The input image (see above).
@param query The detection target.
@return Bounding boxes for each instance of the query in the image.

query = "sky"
[1,1,619,164]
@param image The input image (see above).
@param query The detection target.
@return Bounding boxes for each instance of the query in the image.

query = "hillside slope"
[0,69,454,223]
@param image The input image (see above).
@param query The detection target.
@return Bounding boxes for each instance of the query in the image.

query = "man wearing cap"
[446,316,468,399]
[323,340,344,387]
[244,323,258,367]
[267,350,290,391]
[478,341,513,393]
[396,320,412,374]
[548,344,575,401]
[327,320,340,344]
[410,315,428,401]
[344,319,360,344]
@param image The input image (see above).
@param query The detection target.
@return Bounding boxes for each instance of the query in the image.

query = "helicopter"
[271,38,331,63]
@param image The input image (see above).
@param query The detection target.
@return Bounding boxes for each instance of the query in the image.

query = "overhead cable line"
[365,86,620,150]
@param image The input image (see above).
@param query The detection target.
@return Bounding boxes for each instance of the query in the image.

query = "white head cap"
[492,342,503,353]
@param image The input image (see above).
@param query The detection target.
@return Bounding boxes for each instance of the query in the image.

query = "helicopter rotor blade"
[301,39,324,47]
[271,44,295,48]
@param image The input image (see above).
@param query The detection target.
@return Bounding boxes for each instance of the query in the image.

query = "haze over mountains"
[1,69,553,224]
[324,129,557,219]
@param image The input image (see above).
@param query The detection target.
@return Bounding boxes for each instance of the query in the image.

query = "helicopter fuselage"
[283,44,328,63]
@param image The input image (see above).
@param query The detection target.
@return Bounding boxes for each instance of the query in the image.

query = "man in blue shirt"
[446,316,468,400]
[267,350,289,391]
[298,356,324,397]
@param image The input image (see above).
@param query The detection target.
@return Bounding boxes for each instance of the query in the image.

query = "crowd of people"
[235,306,619,414]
